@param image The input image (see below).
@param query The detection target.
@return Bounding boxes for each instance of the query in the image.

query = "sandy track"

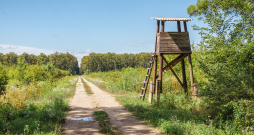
[64,76,102,135]
[81,76,161,135]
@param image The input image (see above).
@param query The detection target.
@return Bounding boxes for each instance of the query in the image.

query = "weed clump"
[93,111,119,135]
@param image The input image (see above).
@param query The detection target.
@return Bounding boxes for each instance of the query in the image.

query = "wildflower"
[237,122,240,123]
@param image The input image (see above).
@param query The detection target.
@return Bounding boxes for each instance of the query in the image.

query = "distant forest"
[0,52,79,75]
[80,52,153,74]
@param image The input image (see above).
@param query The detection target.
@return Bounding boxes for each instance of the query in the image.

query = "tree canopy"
[188,0,254,118]
[0,52,79,75]
[80,52,152,74]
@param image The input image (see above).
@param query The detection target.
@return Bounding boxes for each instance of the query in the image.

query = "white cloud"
[85,49,91,52]
[0,44,55,55]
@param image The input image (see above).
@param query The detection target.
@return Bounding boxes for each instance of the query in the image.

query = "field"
[84,67,254,135]
[0,58,78,134]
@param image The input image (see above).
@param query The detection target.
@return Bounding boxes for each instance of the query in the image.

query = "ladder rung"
[152,54,155,57]
[140,94,144,97]
[146,74,149,76]
[142,88,146,90]
[147,68,151,70]
[149,61,153,63]
[144,81,148,83]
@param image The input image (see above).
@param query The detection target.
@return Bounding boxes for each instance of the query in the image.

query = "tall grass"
[0,76,78,134]
[84,67,254,134]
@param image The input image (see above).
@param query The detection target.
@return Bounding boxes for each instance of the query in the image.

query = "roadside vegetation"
[0,57,78,134]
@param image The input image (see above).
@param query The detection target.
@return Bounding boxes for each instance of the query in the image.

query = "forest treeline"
[80,52,153,74]
[0,52,79,75]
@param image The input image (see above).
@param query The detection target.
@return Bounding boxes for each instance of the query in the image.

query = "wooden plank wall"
[156,32,191,54]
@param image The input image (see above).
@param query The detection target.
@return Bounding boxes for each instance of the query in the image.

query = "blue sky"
[0,0,205,64]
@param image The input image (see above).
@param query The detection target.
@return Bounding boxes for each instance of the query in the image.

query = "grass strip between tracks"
[81,77,94,94]
[93,111,121,135]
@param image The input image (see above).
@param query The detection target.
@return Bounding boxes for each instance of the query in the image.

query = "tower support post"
[156,53,163,103]
[152,20,160,100]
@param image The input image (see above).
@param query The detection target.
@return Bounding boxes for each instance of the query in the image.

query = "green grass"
[0,76,78,134]
[93,111,120,135]
[83,68,254,135]
[81,77,94,94]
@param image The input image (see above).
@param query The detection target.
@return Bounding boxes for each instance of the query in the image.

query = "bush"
[0,64,8,94]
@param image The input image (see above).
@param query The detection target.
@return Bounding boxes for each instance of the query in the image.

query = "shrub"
[0,64,8,94]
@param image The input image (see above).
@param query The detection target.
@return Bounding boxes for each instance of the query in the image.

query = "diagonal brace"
[161,55,183,87]
[162,53,188,74]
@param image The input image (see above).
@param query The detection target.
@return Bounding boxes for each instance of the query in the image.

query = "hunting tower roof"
[152,17,192,22]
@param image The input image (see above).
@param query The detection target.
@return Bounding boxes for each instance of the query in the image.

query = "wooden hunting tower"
[140,18,195,103]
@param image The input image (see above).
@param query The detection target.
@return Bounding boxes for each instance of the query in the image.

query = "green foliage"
[187,0,254,123]
[0,64,8,94]
[85,69,254,134]
[14,57,70,85]
[37,53,49,65]
[93,111,116,135]
[80,52,152,74]
[3,52,18,66]
[0,76,78,134]
[48,52,79,75]
[0,53,4,64]
[18,52,37,65]
[1,52,79,75]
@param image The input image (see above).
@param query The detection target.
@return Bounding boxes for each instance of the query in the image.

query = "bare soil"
[64,76,161,135]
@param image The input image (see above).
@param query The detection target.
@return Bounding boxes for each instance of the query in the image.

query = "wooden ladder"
[140,54,155,100]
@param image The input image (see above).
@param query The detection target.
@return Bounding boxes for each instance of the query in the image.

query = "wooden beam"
[183,21,188,32]
[188,54,194,95]
[181,59,188,94]
[161,21,165,32]
[152,20,160,94]
[162,53,188,74]
[148,81,153,103]
[178,20,187,94]
[177,21,181,32]
[153,55,157,93]
[156,53,163,103]
[161,55,183,87]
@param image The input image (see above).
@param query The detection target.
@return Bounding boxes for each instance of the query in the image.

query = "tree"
[0,53,4,64]
[3,52,18,66]
[187,0,254,116]
[0,64,8,94]
[37,53,48,65]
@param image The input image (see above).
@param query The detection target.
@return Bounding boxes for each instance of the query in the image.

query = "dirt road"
[64,76,161,135]
[64,77,102,135]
